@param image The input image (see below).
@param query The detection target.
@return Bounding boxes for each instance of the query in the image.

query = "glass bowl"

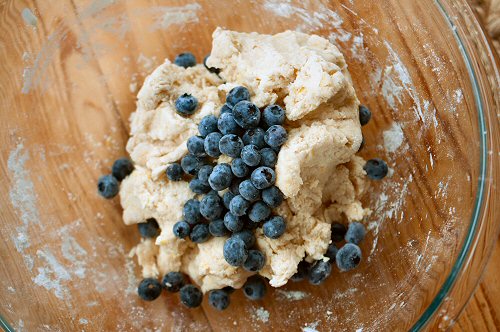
[1,0,499,331]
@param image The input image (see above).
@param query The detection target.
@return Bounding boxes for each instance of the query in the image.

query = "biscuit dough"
[120,29,369,292]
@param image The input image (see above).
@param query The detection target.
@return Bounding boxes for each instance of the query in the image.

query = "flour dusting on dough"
[383,123,404,153]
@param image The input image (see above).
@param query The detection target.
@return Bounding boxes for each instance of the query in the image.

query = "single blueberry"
[261,186,284,208]
[174,52,196,68]
[223,212,244,233]
[220,103,233,115]
[232,229,256,249]
[197,165,213,186]
[223,286,236,294]
[233,101,261,129]
[239,179,260,202]
[218,112,241,135]
[359,105,372,126]
[173,221,191,239]
[331,222,347,242]
[138,218,160,238]
[364,158,388,180]
[262,216,286,239]
[251,167,276,190]
[226,86,250,106]
[345,222,366,244]
[336,243,362,271]
[179,284,203,308]
[183,199,201,225]
[291,261,310,282]
[241,145,261,167]
[308,260,332,285]
[97,175,119,199]
[175,93,198,116]
[208,289,230,311]
[261,104,285,128]
[181,154,202,175]
[112,158,134,181]
[200,194,224,221]
[223,191,236,209]
[248,201,271,223]
[203,54,220,74]
[242,128,266,149]
[162,272,186,292]
[190,224,210,243]
[223,236,248,266]
[187,136,206,157]
[325,243,338,262]
[198,115,219,137]
[166,163,183,181]
[229,195,250,217]
[189,178,211,194]
[204,132,223,158]
[219,134,244,158]
[231,158,249,178]
[137,278,162,301]
[243,275,267,300]
[208,163,233,191]
[243,249,266,272]
[264,125,287,148]
[209,219,229,237]
[259,148,277,168]
[229,177,243,195]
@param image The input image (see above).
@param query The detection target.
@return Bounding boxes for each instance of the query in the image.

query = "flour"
[302,321,319,332]
[276,289,309,301]
[33,249,72,300]
[253,307,270,323]
[150,3,201,31]
[21,8,37,27]
[383,123,404,153]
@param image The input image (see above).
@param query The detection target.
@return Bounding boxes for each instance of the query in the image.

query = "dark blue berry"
[308,260,332,285]
[239,179,260,202]
[223,236,248,266]
[232,230,255,249]
[162,272,186,292]
[97,175,119,199]
[364,158,388,180]
[241,145,261,166]
[180,284,203,308]
[243,275,267,300]
[218,113,241,135]
[223,286,235,294]
[242,128,266,149]
[243,249,265,272]
[138,218,160,238]
[233,101,261,129]
[226,86,250,106]
[261,186,284,208]
[208,163,233,191]
[204,132,223,158]
[259,148,277,168]
[198,115,219,137]
[203,54,220,74]
[219,134,244,158]
[189,178,211,194]
[261,104,285,128]
[345,222,366,244]
[359,105,371,126]
[331,223,347,242]
[112,158,134,181]
[137,278,162,301]
[187,136,206,157]
[336,243,362,271]
[231,158,249,178]
[197,165,213,186]
[229,177,243,195]
[325,244,338,261]
[190,224,210,243]
[208,289,230,311]
[251,167,276,189]
[220,103,233,115]
[263,216,286,239]
[248,201,271,223]
[223,191,235,209]
[223,212,244,233]
[181,154,202,175]
[291,261,310,282]
[229,195,250,217]
[183,199,201,225]
[173,221,191,239]
[200,194,224,221]
[174,52,196,68]
[175,93,198,115]
[264,125,287,148]
[166,163,183,181]
[209,219,229,237]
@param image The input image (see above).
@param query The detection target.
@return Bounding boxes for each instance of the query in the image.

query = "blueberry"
[187,136,206,157]
[261,104,285,128]
[345,222,366,244]
[239,179,260,202]
[223,236,248,266]
[251,167,276,190]
[204,132,223,158]
[243,249,266,272]
[173,221,190,239]
[166,163,183,181]
[208,163,233,191]
[175,93,198,116]
[264,125,287,148]
[200,194,224,221]
[308,260,332,285]
[190,224,210,243]
[189,178,211,194]
[242,128,266,149]
[261,186,284,208]
[233,101,261,128]
[208,289,230,311]
[232,229,256,249]
[198,115,218,137]
[174,52,196,68]
[203,54,220,74]
[137,278,162,301]
[241,145,261,167]
[181,154,202,175]
[219,134,244,158]
[97,175,119,199]
[223,286,235,294]
[359,105,371,126]
[291,261,310,282]
[331,222,347,242]
[183,199,201,225]
[226,86,250,106]
[223,191,236,209]
[336,243,362,271]
[231,158,249,178]
[197,165,213,186]
[138,218,160,238]
[112,158,134,181]
[218,113,241,135]
[229,195,250,217]
[220,103,233,115]
[364,158,388,180]
[209,219,229,237]
[224,212,244,233]
[325,244,338,261]
[243,275,267,300]
[180,284,203,308]
[262,216,286,239]
[259,148,277,168]
[229,177,243,195]
[248,201,271,223]
[162,272,186,292]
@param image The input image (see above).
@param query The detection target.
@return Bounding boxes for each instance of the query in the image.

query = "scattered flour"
[21,8,37,27]
[302,321,319,332]
[33,249,72,300]
[79,318,89,325]
[383,123,404,153]
[253,307,270,323]
[276,289,309,301]
[150,3,201,31]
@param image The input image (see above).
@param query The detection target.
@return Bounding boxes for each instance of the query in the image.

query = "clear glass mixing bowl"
[1,0,499,331]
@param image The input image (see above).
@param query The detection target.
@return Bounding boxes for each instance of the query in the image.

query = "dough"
[120,29,369,292]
